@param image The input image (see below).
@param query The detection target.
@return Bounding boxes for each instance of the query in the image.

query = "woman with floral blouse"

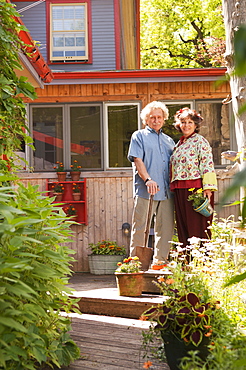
[170,107,217,251]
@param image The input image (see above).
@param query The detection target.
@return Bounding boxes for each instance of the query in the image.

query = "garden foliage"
[0,176,80,369]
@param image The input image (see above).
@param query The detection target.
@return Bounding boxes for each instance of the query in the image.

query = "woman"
[170,107,217,251]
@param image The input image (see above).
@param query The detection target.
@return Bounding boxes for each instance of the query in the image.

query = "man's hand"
[145,179,159,195]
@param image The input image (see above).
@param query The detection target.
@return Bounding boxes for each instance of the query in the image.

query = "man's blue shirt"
[128,126,175,201]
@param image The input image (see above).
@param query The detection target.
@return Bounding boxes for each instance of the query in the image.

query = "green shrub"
[0,177,80,369]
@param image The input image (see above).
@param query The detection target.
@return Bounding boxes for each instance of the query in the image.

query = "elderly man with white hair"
[128,101,175,267]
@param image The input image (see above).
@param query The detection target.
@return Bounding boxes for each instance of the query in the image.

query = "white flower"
[187,236,201,245]
[168,261,177,269]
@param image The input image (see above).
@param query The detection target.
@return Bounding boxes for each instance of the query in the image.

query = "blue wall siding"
[15,2,47,61]
[14,0,116,72]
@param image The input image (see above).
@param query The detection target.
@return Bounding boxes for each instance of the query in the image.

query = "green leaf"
[0,317,27,333]
[234,26,246,76]
[220,168,246,204]
[224,271,246,287]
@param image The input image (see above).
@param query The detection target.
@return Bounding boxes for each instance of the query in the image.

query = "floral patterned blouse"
[170,133,217,191]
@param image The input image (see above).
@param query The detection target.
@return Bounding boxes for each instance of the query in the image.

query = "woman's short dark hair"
[173,107,203,133]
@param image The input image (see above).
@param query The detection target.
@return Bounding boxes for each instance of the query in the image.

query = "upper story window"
[48,1,90,63]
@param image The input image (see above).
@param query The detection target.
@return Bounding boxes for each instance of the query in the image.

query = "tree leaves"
[140,0,225,68]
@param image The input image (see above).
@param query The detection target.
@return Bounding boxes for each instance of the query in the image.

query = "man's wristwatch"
[144,177,152,184]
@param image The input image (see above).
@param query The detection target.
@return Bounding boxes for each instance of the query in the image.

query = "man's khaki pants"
[130,196,174,262]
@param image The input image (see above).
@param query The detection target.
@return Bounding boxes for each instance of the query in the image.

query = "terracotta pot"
[54,193,63,201]
[115,272,144,296]
[73,192,81,201]
[70,171,81,181]
[57,172,67,182]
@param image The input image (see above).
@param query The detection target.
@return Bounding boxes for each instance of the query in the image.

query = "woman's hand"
[203,189,212,201]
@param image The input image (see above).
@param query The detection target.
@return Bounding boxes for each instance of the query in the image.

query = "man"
[128,101,175,266]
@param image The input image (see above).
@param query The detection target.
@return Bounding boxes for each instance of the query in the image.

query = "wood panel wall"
[19,171,240,272]
[23,80,230,105]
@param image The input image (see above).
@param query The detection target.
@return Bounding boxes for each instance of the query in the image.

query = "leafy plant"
[115,256,142,273]
[52,182,64,193]
[188,188,206,208]
[65,204,77,216]
[72,183,81,193]
[143,275,220,347]
[88,240,126,255]
[0,2,36,174]
[0,176,80,369]
[54,161,65,172]
[70,160,81,171]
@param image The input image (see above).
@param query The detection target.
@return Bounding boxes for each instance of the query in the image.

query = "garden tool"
[135,194,154,271]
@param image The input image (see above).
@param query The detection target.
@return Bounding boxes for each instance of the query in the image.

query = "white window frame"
[104,102,141,170]
[50,2,88,62]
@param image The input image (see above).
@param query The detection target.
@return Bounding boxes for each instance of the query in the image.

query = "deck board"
[61,314,169,370]
[58,274,170,369]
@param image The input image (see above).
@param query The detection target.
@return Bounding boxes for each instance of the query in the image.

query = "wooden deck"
[60,273,170,369]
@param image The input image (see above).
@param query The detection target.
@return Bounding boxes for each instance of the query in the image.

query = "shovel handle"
[144,194,154,249]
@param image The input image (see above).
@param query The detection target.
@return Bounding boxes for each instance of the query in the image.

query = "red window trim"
[46,0,92,65]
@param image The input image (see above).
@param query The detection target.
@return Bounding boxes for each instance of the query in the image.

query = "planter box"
[88,255,125,275]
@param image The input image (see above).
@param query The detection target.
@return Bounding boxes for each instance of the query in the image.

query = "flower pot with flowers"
[188,188,214,217]
[142,268,221,370]
[72,183,81,201]
[54,161,67,182]
[70,160,82,181]
[115,256,144,296]
[88,240,126,275]
[64,204,78,222]
[51,182,64,201]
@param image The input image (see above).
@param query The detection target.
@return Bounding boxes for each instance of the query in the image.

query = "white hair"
[140,101,169,126]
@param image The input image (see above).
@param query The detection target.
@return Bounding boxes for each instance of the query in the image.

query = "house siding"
[14,0,116,72]
[15,2,47,61]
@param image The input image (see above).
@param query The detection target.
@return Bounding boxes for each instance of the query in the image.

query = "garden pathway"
[60,273,170,370]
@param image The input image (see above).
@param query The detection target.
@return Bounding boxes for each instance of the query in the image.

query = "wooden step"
[72,287,164,319]
[69,272,169,319]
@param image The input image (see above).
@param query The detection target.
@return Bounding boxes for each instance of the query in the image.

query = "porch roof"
[13,10,53,86]
[51,68,227,85]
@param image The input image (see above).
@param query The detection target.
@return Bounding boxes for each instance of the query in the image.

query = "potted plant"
[142,269,221,370]
[72,183,81,201]
[54,161,67,182]
[70,160,82,181]
[88,240,126,275]
[188,188,214,217]
[115,256,144,296]
[64,204,78,222]
[51,182,64,201]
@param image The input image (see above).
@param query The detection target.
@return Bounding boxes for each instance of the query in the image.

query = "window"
[70,105,102,169]
[49,1,89,62]
[29,101,230,171]
[29,103,140,171]
[105,103,140,168]
[31,106,64,171]
[195,101,231,166]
